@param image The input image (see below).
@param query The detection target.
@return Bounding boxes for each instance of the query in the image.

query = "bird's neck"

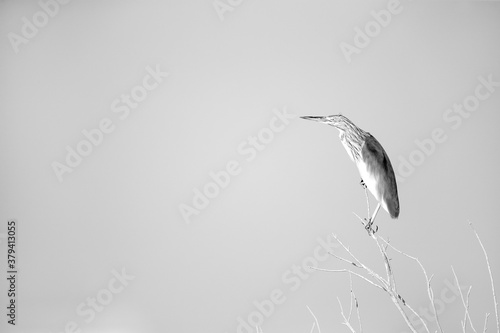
[339,130,365,162]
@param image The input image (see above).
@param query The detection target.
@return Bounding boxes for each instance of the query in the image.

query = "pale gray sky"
[1,1,500,333]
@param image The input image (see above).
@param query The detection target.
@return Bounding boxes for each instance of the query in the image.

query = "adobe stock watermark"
[7,0,72,54]
[179,106,296,224]
[51,64,169,183]
[401,277,468,333]
[213,0,245,21]
[50,267,135,333]
[396,74,499,183]
[339,0,410,64]
[230,234,340,333]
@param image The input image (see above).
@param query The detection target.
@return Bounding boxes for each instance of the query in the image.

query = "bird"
[301,114,399,232]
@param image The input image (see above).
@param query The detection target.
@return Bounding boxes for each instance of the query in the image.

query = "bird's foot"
[363,217,378,236]
[360,179,367,190]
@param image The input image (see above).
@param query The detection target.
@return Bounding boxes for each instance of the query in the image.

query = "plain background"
[1,1,500,332]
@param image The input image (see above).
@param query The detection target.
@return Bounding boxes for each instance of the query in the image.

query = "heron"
[301,114,399,233]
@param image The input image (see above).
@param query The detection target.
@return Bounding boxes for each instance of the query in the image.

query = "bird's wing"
[362,134,400,218]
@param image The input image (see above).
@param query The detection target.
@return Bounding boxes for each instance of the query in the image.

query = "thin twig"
[329,251,362,268]
[371,239,417,332]
[309,322,316,333]
[461,286,473,333]
[484,313,491,333]
[331,233,389,288]
[379,237,442,333]
[375,237,395,290]
[334,231,417,333]
[310,266,385,292]
[307,305,321,333]
[353,288,363,333]
[469,221,499,333]
[348,273,354,322]
[452,266,477,333]
[338,297,357,333]
[388,292,418,333]
[331,233,366,267]
[405,302,432,333]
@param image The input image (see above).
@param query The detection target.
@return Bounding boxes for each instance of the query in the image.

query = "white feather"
[356,159,389,214]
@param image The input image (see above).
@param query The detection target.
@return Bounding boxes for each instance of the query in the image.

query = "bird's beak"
[300,116,329,123]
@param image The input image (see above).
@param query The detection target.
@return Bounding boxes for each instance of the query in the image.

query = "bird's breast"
[340,137,356,162]
[356,159,382,204]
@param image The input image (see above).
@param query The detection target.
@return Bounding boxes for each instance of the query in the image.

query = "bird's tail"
[387,198,399,219]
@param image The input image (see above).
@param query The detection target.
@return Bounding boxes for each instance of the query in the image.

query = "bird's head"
[300,114,354,133]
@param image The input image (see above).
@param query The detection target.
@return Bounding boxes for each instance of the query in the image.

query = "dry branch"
[469,221,499,333]
[307,305,321,333]
[305,200,497,333]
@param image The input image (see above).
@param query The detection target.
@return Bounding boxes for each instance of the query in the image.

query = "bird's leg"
[364,203,381,235]
[360,184,380,235]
